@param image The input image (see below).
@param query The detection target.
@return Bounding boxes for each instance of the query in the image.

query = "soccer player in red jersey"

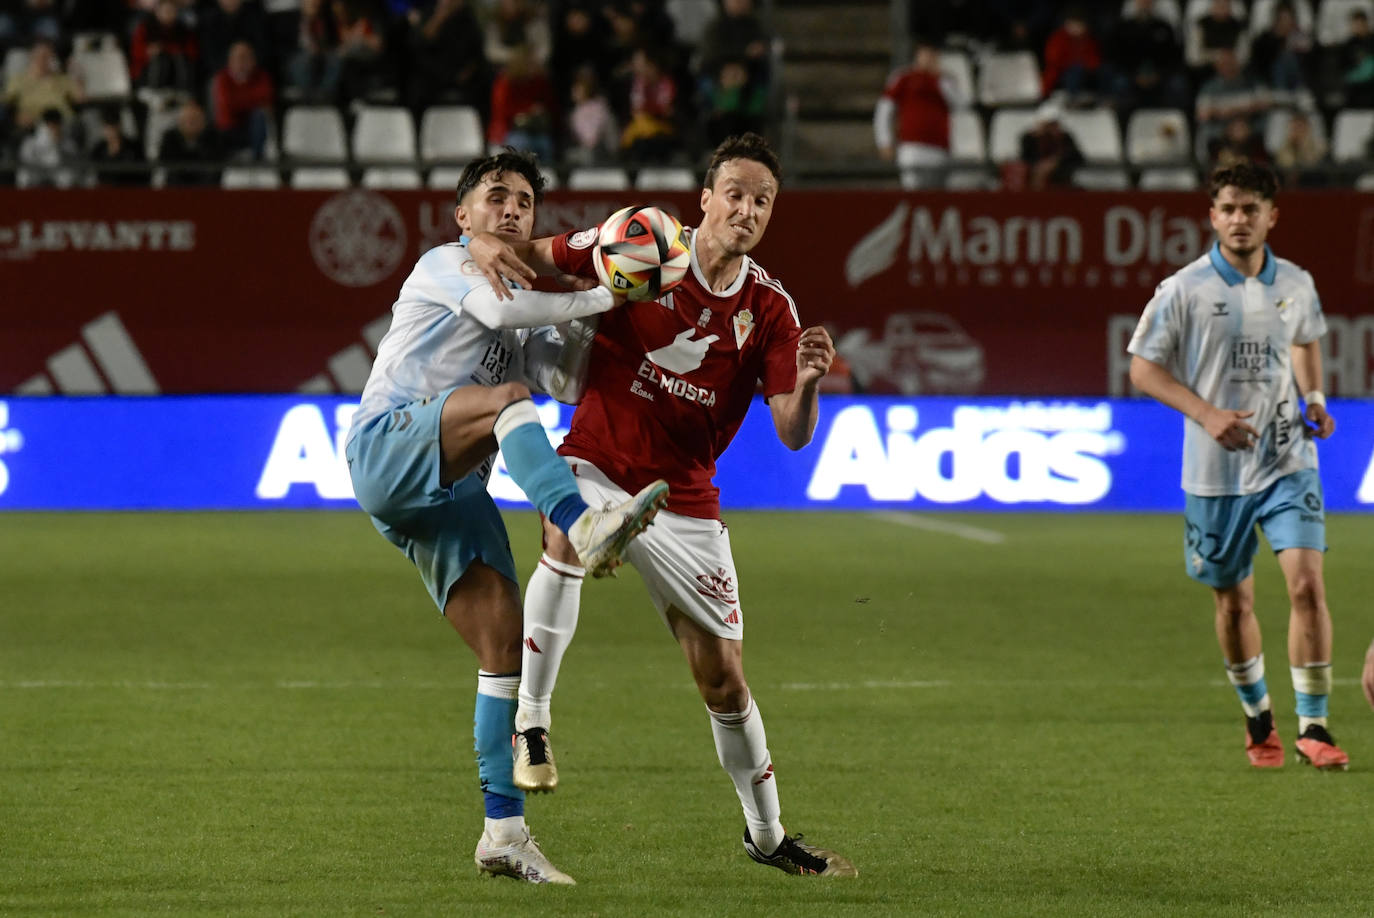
[469,133,857,877]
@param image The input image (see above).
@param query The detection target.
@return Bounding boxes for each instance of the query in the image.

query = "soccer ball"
[593,205,691,301]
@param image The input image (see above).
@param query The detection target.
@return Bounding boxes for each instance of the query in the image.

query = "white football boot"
[566,479,669,578]
[474,827,576,885]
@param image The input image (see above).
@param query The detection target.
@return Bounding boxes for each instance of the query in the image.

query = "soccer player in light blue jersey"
[1128,161,1347,771]
[345,150,668,884]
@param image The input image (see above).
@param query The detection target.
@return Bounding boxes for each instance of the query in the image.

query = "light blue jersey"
[1129,242,1326,496]
[348,242,528,483]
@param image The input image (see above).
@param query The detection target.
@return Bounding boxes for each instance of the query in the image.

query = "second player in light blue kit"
[346,150,667,884]
[1128,161,1347,771]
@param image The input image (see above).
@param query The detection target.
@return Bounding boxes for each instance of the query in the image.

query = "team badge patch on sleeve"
[732,309,754,349]
[569,228,598,249]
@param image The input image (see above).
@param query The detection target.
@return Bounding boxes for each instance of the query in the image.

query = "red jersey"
[552,227,801,519]
[881,69,950,148]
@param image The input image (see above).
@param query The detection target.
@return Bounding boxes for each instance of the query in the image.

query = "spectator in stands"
[6,0,61,47]
[705,57,765,147]
[549,2,613,107]
[484,0,550,70]
[288,0,342,103]
[1341,11,1374,107]
[1207,114,1268,168]
[1,39,82,140]
[333,0,387,102]
[1194,0,1247,66]
[699,0,771,93]
[1274,111,1326,187]
[1040,7,1100,100]
[619,45,676,163]
[487,42,556,164]
[1105,0,1189,115]
[88,105,147,187]
[212,40,274,160]
[405,0,487,115]
[1195,48,1270,154]
[1248,1,1311,95]
[130,0,200,93]
[1019,98,1083,189]
[17,105,75,187]
[200,0,270,79]
[873,41,960,190]
[159,97,223,186]
[564,63,616,165]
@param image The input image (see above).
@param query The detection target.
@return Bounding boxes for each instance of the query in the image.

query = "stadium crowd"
[879,0,1374,190]
[0,0,772,186]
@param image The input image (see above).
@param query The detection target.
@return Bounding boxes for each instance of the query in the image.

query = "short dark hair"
[1208,160,1278,201]
[702,132,782,191]
[455,148,547,208]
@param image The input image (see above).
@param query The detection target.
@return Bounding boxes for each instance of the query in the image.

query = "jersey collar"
[689,230,751,298]
[1208,241,1276,286]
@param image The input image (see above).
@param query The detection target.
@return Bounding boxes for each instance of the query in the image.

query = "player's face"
[1209,186,1277,258]
[699,159,777,257]
[454,170,536,241]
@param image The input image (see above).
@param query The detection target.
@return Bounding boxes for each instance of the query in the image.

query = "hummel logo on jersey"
[1212,302,1229,316]
[525,636,542,654]
[391,409,414,431]
[645,328,719,374]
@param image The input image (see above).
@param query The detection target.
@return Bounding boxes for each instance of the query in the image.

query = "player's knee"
[492,381,533,406]
[699,676,750,712]
[1286,572,1324,612]
[1213,594,1251,623]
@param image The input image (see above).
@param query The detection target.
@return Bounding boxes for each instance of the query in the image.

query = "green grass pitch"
[4,511,1374,917]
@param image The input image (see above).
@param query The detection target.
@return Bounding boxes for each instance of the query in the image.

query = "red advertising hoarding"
[2,188,1371,396]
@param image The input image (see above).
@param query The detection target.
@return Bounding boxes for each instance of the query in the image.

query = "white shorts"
[566,458,743,640]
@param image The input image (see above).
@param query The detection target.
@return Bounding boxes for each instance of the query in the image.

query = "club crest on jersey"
[732,308,754,348]
[569,227,598,249]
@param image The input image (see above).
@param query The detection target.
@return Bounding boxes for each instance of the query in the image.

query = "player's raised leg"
[440,384,666,578]
[668,608,857,878]
[1278,547,1348,771]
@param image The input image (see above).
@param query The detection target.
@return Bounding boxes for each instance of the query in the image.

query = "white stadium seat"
[1138,167,1200,190]
[1060,108,1124,163]
[945,168,997,190]
[975,51,1041,107]
[361,167,422,189]
[291,167,351,189]
[635,166,698,190]
[566,167,631,190]
[222,167,283,189]
[938,49,974,109]
[283,106,348,161]
[1331,109,1374,162]
[987,107,1037,162]
[352,106,417,163]
[1126,108,1192,165]
[1072,167,1132,190]
[420,105,485,162]
[949,109,986,162]
[1316,0,1374,45]
[70,47,131,102]
[428,166,464,189]
[1356,172,1374,190]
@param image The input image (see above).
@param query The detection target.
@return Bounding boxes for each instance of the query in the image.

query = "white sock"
[516,554,585,733]
[709,696,784,855]
[485,815,526,845]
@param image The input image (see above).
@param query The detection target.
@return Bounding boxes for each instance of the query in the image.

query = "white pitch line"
[781,679,953,691]
[875,512,1006,544]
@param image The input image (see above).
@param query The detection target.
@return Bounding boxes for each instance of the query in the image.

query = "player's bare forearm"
[1291,340,1336,437]
[1130,354,1259,450]
[770,382,821,451]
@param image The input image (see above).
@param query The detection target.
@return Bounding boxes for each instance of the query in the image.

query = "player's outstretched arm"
[467,232,560,297]
[770,325,834,451]
[1129,355,1259,451]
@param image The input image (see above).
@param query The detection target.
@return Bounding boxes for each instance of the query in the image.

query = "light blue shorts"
[1183,469,1326,589]
[345,388,518,611]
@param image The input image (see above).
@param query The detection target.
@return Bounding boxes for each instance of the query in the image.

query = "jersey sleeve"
[760,287,802,398]
[1292,270,1328,345]
[551,226,600,278]
[1127,275,1184,366]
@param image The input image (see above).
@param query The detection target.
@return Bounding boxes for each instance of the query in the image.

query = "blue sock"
[475,673,524,810]
[1224,655,1270,718]
[493,400,588,529]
